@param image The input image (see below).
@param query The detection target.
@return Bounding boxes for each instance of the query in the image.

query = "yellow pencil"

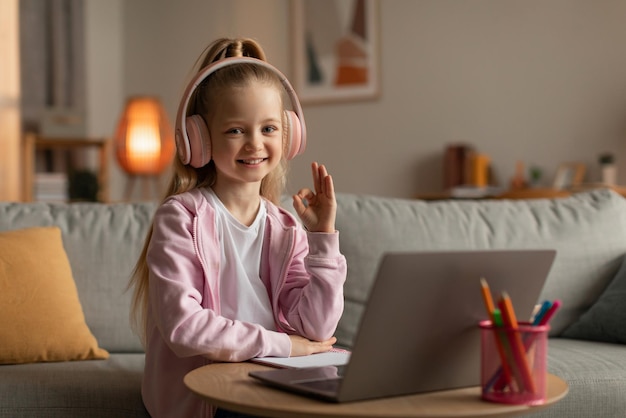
[480,278,514,388]
[480,277,496,315]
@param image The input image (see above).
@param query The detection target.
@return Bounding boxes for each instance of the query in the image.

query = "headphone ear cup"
[284,110,303,160]
[185,115,211,168]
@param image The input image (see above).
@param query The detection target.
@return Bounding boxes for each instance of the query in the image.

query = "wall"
[84,0,125,201]
[96,0,626,200]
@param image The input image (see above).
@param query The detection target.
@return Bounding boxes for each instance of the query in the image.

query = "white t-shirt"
[202,188,275,331]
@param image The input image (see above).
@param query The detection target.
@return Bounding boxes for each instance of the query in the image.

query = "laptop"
[249,249,556,402]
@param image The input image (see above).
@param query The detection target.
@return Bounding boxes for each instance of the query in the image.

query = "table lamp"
[114,96,175,200]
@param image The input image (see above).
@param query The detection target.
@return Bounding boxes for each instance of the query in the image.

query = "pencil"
[479,278,514,388]
[532,300,553,326]
[498,292,536,393]
[489,309,516,391]
[480,277,496,316]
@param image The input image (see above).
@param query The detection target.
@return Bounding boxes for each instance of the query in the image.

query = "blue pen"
[532,300,552,326]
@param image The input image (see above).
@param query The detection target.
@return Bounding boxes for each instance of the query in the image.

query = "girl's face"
[208,82,284,192]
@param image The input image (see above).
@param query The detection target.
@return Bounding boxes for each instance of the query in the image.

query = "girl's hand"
[289,335,337,357]
[293,162,337,233]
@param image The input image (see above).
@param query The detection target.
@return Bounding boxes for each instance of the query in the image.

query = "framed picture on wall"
[290,0,380,104]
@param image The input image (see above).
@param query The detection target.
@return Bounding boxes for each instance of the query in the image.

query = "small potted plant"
[68,169,100,202]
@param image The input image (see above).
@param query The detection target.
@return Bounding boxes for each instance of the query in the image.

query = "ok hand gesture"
[292,162,337,233]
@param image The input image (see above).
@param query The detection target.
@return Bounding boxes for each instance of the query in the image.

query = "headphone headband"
[175,57,307,166]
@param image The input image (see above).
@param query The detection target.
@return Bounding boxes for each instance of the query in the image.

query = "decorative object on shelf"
[598,153,617,185]
[68,169,99,202]
[114,96,175,200]
[529,166,543,187]
[509,161,528,190]
[470,153,490,187]
[449,185,505,199]
[290,0,380,103]
[41,107,86,138]
[33,172,68,203]
[553,162,586,190]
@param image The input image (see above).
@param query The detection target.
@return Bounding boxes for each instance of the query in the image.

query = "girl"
[128,38,346,418]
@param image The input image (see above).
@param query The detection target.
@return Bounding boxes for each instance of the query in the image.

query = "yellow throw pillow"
[0,226,109,364]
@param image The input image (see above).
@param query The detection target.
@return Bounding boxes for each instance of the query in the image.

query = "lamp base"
[124,175,162,201]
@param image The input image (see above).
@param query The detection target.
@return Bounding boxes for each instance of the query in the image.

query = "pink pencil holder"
[479,320,549,405]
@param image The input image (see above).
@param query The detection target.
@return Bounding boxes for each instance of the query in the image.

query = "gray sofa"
[1,189,625,417]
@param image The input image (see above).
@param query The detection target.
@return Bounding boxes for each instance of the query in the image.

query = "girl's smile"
[239,158,267,165]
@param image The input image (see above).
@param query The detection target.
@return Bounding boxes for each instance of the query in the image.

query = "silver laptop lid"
[337,249,556,402]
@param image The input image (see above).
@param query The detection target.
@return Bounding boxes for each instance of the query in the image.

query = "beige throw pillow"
[0,227,109,364]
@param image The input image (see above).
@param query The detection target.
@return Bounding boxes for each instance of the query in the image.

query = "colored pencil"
[536,299,561,326]
[479,278,514,388]
[498,292,536,393]
[532,300,553,326]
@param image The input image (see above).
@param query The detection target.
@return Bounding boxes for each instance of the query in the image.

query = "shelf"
[415,185,626,201]
[22,133,111,202]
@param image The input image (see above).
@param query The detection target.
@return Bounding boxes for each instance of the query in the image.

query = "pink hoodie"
[141,188,346,418]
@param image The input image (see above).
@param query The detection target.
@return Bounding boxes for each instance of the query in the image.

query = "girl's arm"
[275,224,347,342]
[284,161,347,341]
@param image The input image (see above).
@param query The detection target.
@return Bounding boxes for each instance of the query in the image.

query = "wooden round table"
[184,362,569,418]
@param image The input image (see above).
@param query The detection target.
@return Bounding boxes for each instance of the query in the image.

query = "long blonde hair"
[128,38,290,341]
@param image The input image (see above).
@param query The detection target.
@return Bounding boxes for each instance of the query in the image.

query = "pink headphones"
[175,57,307,168]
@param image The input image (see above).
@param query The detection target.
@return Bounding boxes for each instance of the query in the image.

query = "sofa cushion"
[0,202,158,353]
[0,353,148,418]
[561,253,626,344]
[312,190,626,346]
[0,227,108,364]
[543,338,626,418]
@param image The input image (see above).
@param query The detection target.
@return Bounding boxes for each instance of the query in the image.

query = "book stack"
[34,173,68,202]
[444,144,473,189]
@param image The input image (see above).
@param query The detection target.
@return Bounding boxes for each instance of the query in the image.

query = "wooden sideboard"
[415,185,626,201]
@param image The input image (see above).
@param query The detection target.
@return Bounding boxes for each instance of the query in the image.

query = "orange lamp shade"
[114,96,175,175]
